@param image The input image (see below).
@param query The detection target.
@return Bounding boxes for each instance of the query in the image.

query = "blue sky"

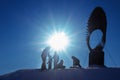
[0,0,120,75]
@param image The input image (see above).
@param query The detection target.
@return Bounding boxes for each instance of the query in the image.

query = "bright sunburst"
[47,32,69,51]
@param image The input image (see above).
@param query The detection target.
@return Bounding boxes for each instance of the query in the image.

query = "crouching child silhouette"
[70,56,81,68]
[56,60,65,69]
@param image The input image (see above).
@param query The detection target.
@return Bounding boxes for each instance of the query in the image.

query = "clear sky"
[0,0,120,75]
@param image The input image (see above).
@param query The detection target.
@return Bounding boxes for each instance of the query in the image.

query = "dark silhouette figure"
[47,54,52,70]
[41,46,50,70]
[56,59,65,69]
[71,56,81,68]
[53,51,59,69]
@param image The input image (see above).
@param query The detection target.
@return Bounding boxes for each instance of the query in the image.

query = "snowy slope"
[0,68,120,80]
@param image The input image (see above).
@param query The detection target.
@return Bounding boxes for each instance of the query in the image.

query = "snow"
[0,68,120,80]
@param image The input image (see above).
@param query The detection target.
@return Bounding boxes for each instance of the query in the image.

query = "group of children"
[41,46,81,71]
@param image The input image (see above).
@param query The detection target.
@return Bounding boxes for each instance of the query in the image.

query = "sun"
[47,32,69,51]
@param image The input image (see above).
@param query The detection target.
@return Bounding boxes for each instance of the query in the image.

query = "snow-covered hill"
[0,68,120,80]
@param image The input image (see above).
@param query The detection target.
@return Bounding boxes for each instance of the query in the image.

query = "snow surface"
[0,68,120,80]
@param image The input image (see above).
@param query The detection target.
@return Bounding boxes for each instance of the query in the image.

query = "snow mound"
[0,68,120,80]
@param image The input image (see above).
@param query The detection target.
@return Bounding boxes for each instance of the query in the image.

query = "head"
[60,60,64,64]
[43,46,51,52]
[71,56,75,59]
[54,51,57,55]
[46,46,51,50]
